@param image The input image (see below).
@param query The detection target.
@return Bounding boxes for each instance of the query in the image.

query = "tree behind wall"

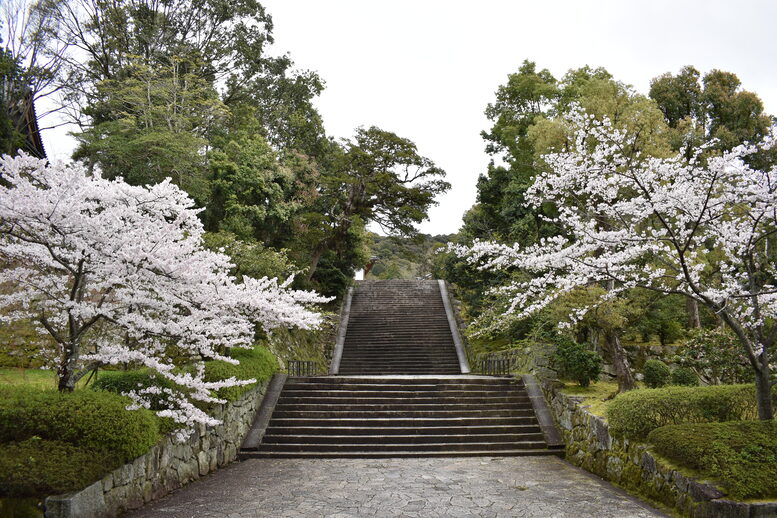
[456,108,777,419]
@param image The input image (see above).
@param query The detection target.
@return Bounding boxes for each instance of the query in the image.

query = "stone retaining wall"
[544,382,777,518]
[45,382,268,518]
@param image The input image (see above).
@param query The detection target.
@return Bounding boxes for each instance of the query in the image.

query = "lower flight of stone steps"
[241,375,564,459]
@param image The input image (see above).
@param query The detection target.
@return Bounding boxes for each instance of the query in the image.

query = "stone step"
[273,403,535,412]
[266,416,539,427]
[257,441,549,453]
[276,396,531,405]
[335,370,464,375]
[284,377,521,385]
[261,433,546,445]
[336,362,462,368]
[240,449,563,459]
[270,409,537,418]
[278,390,525,398]
[263,424,542,436]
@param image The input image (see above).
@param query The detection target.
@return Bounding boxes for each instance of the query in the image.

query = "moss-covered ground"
[559,380,620,417]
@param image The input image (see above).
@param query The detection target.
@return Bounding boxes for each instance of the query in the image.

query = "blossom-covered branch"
[0,153,332,435]
[455,108,777,418]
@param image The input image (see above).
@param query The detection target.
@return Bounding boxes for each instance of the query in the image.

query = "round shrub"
[606,384,770,439]
[92,369,175,410]
[0,438,119,497]
[648,421,777,500]
[552,338,602,387]
[670,366,699,386]
[0,386,160,461]
[204,345,279,401]
[642,359,671,388]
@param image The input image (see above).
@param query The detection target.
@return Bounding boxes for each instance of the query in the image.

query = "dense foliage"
[366,233,453,280]
[0,386,160,459]
[0,438,117,497]
[676,328,753,385]
[552,338,602,387]
[2,0,449,301]
[669,367,699,387]
[606,385,770,439]
[648,421,777,499]
[643,360,671,389]
[204,346,279,401]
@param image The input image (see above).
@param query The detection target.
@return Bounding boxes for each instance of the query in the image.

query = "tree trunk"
[57,342,79,392]
[686,297,701,329]
[602,331,636,392]
[306,242,327,282]
[601,280,636,392]
[755,364,774,420]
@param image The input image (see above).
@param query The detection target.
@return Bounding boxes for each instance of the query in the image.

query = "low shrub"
[552,338,602,387]
[643,359,671,388]
[92,369,176,410]
[607,384,770,439]
[204,345,278,401]
[0,386,160,461]
[648,421,777,500]
[0,438,120,497]
[670,366,699,386]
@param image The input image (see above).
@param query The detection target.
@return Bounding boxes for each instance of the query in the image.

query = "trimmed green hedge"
[0,438,120,497]
[204,346,278,401]
[648,421,777,500]
[92,369,175,410]
[0,386,160,461]
[607,385,770,439]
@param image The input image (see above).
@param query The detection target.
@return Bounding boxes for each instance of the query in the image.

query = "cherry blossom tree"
[0,153,330,433]
[456,108,777,419]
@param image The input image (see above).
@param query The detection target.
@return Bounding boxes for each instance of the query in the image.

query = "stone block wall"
[544,383,777,518]
[45,382,268,518]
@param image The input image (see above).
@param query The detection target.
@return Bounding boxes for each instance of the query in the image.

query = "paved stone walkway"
[126,457,667,517]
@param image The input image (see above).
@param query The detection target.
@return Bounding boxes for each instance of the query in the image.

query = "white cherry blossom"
[455,108,777,419]
[0,153,331,434]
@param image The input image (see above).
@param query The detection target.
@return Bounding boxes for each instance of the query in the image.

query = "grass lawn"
[0,368,92,390]
[560,380,620,417]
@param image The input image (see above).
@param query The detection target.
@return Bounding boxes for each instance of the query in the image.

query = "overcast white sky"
[42,0,777,236]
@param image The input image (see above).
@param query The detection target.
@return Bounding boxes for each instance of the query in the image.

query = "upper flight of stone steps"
[338,280,460,375]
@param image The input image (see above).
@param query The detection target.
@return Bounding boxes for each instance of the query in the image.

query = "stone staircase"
[241,375,562,458]
[338,280,461,374]
[240,280,563,459]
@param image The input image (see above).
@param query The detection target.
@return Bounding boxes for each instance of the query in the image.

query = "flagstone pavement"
[125,456,668,517]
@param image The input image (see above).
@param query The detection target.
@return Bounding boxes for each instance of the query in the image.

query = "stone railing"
[45,381,269,518]
[475,343,557,379]
[543,382,777,518]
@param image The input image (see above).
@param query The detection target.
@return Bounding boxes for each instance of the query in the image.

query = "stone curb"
[329,286,353,375]
[240,373,287,452]
[521,374,564,449]
[438,279,470,374]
